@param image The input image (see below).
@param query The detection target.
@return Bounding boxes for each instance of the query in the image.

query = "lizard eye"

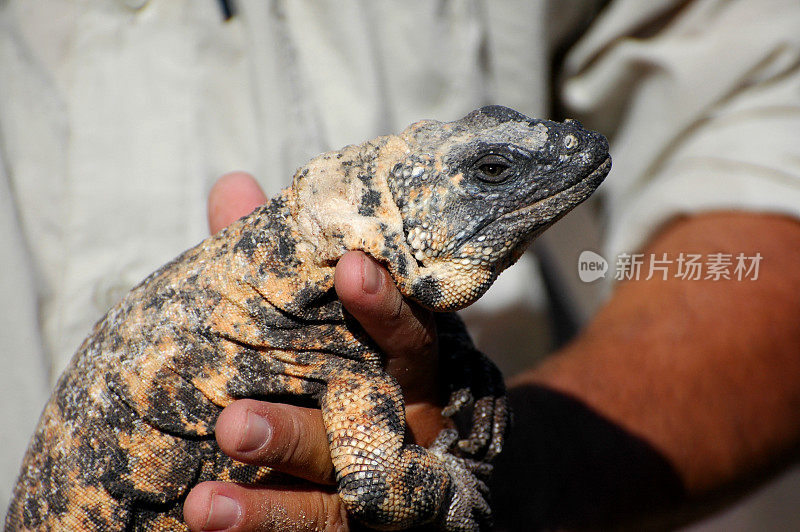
[475,154,513,183]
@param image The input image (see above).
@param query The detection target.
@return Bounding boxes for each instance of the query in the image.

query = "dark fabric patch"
[490,385,687,530]
[217,0,235,20]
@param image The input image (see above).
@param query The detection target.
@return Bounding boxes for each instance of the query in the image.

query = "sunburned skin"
[6,105,610,532]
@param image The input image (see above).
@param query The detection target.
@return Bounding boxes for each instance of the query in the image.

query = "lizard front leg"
[321,361,490,531]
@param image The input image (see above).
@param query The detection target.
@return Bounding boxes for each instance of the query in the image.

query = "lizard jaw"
[449,155,611,270]
[401,156,611,311]
[498,154,611,233]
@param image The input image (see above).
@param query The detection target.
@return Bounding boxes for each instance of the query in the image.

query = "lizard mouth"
[508,155,610,226]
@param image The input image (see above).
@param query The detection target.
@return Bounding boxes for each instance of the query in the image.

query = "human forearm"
[510,211,800,500]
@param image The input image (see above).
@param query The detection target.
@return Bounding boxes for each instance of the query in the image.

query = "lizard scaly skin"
[6,106,610,531]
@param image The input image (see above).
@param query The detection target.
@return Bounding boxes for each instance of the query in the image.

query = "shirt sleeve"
[0,154,51,508]
[560,0,800,258]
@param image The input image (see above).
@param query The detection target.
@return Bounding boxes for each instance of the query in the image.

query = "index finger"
[208,172,267,233]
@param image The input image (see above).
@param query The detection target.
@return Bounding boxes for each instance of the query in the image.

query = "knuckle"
[388,288,406,321]
[273,407,334,484]
[408,314,438,356]
[281,407,309,465]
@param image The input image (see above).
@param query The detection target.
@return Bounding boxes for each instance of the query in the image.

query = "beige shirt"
[2,0,799,521]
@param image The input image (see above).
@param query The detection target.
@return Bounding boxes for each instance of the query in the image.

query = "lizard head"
[388,105,611,311]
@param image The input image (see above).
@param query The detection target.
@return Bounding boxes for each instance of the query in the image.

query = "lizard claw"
[430,435,492,531]
[456,395,509,461]
[442,388,474,418]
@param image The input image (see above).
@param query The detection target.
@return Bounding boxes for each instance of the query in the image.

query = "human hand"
[184,172,447,531]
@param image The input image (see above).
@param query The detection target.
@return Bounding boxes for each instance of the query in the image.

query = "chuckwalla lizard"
[6,106,610,531]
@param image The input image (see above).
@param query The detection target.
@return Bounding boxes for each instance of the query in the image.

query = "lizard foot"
[430,429,492,531]
[448,391,509,461]
[436,313,510,461]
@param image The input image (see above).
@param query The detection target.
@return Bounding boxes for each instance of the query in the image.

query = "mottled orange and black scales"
[6,106,610,531]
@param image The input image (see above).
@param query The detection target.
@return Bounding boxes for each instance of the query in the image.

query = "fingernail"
[238,411,272,452]
[204,494,241,530]
[362,256,381,294]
